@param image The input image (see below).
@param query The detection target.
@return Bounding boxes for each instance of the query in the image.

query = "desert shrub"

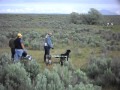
[0,63,32,90]
[86,55,112,85]
[38,68,65,90]
[35,63,101,90]
[71,69,89,85]
[103,68,116,85]
[35,74,47,90]
[0,52,102,90]
[0,53,11,66]
[70,31,106,48]
[22,60,40,85]
[30,39,41,50]
[0,84,5,90]
[86,55,120,89]
[0,35,8,47]
[100,31,120,51]
[66,83,101,90]
[23,31,44,50]
[110,57,120,86]
[73,82,101,90]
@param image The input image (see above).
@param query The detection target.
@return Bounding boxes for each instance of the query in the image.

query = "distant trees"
[70,12,81,24]
[70,8,103,25]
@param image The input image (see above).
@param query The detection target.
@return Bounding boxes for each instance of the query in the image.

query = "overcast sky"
[0,0,120,14]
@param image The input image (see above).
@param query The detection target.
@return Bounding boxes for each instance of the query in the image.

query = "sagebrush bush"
[110,57,120,86]
[0,84,5,90]
[86,55,112,85]
[22,60,40,85]
[0,53,11,66]
[73,82,101,90]
[0,53,102,90]
[0,63,32,90]
[86,55,120,89]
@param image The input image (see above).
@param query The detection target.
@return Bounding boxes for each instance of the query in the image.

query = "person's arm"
[47,37,53,48]
[21,43,25,49]
[20,39,25,49]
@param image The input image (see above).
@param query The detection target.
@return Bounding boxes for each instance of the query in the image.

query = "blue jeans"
[14,49,24,62]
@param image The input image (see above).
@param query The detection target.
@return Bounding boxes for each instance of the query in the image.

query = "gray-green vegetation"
[0,53,102,90]
[0,9,120,90]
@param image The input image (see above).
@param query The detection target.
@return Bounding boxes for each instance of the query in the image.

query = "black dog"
[22,51,32,60]
[46,50,71,66]
[59,49,71,66]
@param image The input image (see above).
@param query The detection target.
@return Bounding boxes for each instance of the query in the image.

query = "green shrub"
[73,82,101,90]
[2,63,32,90]
[23,60,40,85]
[0,84,5,90]
[72,69,89,85]
[86,55,112,85]
[0,53,11,66]
[110,57,120,86]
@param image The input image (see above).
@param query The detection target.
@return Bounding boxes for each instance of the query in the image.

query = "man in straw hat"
[14,33,25,62]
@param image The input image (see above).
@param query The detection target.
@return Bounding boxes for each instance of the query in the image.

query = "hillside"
[0,14,120,90]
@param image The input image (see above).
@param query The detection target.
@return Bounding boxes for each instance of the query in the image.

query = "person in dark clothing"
[44,33,53,64]
[9,38,15,61]
[14,33,25,62]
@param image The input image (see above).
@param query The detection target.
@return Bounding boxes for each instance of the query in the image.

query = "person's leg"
[17,49,24,60]
[14,49,23,62]
[44,46,50,61]
[14,49,19,62]
[11,48,13,59]
[48,47,50,55]
[47,48,52,64]
[11,48,15,61]
[44,46,47,62]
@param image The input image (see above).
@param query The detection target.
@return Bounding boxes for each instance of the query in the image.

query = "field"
[0,14,120,90]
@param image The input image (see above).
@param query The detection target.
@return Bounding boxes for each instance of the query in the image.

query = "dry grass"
[0,47,10,55]
[108,51,120,58]
[0,46,117,70]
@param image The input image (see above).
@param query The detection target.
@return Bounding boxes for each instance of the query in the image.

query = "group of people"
[9,32,53,63]
[9,33,26,62]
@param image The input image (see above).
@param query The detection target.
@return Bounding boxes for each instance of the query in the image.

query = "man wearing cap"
[44,32,54,63]
[14,33,25,61]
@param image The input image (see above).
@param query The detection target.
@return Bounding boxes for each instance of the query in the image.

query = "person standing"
[14,33,25,62]
[9,36,15,61]
[44,33,53,64]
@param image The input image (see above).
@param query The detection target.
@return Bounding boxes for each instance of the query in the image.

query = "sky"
[0,0,120,14]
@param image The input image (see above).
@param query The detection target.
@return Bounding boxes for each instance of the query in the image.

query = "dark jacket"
[14,38,23,49]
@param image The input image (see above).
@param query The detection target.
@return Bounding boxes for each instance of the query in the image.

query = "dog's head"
[22,51,27,57]
[64,49,71,55]
[66,49,71,53]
